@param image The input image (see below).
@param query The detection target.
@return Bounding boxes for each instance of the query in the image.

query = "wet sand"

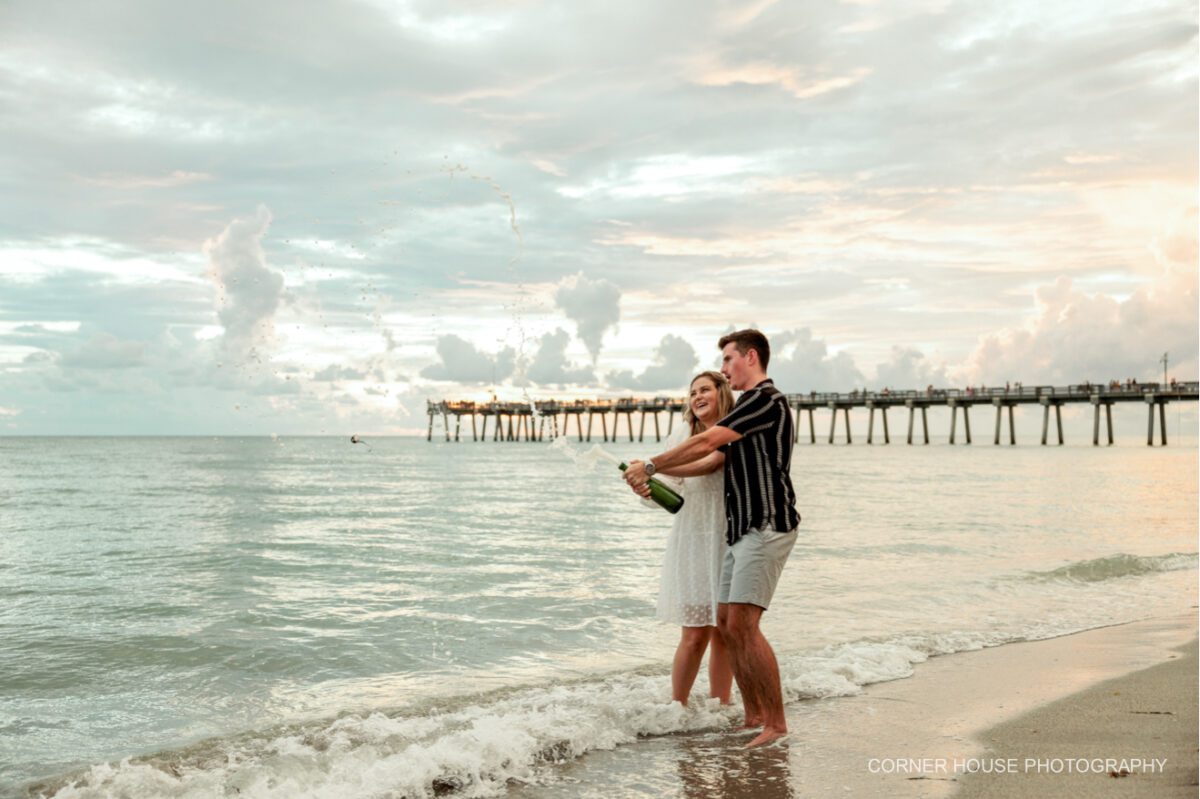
[511,611,1198,798]
[954,635,1197,798]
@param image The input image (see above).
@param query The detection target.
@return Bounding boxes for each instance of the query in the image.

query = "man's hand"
[624,459,652,498]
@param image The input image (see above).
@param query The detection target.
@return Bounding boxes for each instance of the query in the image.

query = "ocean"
[1,434,1196,797]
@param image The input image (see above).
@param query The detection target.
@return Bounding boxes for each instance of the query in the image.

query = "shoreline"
[783,610,1199,797]
[510,610,1199,798]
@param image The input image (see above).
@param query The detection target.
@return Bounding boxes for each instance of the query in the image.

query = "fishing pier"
[427,381,1198,447]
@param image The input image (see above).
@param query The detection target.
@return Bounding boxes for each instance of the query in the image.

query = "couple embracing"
[624,329,800,748]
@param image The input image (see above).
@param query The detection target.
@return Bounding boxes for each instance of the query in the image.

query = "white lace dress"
[651,426,727,627]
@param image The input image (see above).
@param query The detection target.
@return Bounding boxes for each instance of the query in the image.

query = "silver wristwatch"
[644,460,656,477]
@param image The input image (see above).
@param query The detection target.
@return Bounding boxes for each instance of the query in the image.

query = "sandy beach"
[953,634,1197,798]
[791,611,1199,798]
[512,610,1198,798]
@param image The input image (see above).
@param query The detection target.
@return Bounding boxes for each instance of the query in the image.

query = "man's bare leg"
[717,603,762,728]
[721,603,787,747]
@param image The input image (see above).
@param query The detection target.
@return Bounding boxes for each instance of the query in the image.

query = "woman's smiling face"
[690,376,720,426]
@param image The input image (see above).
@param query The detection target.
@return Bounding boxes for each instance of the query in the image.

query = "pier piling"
[994,401,1017,445]
[1146,396,1168,446]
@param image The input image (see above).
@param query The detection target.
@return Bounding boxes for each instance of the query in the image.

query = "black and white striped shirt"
[715,379,800,546]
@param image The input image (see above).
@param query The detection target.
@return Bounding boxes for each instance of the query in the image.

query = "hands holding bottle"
[624,460,652,499]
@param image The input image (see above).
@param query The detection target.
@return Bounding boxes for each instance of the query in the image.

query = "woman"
[649,371,736,706]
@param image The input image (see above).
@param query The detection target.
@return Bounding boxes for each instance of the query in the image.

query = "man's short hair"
[718,329,770,369]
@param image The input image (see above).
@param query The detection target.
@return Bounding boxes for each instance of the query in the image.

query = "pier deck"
[427,382,1198,446]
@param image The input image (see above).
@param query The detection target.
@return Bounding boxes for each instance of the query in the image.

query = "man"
[624,329,799,747]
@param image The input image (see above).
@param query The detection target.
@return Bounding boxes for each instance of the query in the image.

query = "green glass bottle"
[618,462,685,514]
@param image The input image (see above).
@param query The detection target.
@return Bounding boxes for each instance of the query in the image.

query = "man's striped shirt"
[715,379,800,546]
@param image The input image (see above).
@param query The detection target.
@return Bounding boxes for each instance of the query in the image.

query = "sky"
[0,0,1196,434]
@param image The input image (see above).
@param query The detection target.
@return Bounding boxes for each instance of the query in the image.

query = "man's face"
[721,342,750,390]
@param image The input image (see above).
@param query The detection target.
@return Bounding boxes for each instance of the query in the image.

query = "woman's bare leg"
[672,626,711,705]
[706,625,733,704]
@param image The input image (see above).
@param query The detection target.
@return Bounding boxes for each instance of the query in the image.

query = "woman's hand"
[624,460,653,498]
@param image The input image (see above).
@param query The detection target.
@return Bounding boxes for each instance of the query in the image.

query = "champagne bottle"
[618,462,685,514]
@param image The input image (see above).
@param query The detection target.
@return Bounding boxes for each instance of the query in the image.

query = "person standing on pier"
[624,329,800,747]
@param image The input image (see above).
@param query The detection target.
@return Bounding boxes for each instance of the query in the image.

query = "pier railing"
[427,381,1198,447]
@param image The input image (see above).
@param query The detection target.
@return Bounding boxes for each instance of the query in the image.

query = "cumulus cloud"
[554,273,620,362]
[420,334,515,383]
[962,272,1198,386]
[608,334,699,391]
[60,331,145,369]
[767,328,867,392]
[524,328,595,386]
[872,346,949,390]
[960,206,1198,385]
[204,206,285,358]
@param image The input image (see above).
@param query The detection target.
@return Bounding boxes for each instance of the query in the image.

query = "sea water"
[0,435,1196,797]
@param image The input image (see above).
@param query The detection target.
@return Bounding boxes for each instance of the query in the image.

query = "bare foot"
[744,728,788,748]
[734,720,763,732]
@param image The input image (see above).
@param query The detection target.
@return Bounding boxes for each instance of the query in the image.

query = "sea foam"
[32,623,1083,799]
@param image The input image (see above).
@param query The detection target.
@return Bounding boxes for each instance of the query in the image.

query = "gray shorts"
[718,526,796,610]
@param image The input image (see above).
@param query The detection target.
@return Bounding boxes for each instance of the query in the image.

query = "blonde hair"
[683,371,735,435]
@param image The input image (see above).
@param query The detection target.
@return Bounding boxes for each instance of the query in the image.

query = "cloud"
[608,334,699,391]
[690,55,873,101]
[767,328,867,392]
[0,1,1194,434]
[524,328,595,386]
[958,205,1198,385]
[420,334,515,383]
[554,272,620,362]
[962,271,1198,386]
[312,364,368,381]
[872,346,949,389]
[249,376,302,394]
[1152,205,1199,267]
[204,206,285,357]
[60,331,145,369]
